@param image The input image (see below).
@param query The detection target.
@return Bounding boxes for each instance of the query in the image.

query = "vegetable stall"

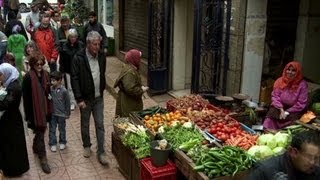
[111,94,308,180]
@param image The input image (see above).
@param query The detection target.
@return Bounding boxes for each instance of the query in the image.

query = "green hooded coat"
[114,64,143,117]
[7,34,27,80]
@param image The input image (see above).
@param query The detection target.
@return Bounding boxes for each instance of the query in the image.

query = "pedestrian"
[23,40,50,74]
[4,11,28,41]
[60,28,83,111]
[0,31,7,64]
[83,11,108,54]
[22,51,52,174]
[33,13,59,72]
[247,130,320,179]
[0,63,29,177]
[114,49,148,117]
[56,15,72,49]
[8,0,19,16]
[71,31,108,165]
[50,9,60,30]
[263,61,308,130]
[49,71,70,152]
[25,2,40,36]
[3,52,15,66]
[7,24,27,80]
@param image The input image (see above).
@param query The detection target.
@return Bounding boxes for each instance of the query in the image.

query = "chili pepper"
[194,164,205,171]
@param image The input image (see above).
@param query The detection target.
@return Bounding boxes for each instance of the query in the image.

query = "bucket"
[150,140,172,167]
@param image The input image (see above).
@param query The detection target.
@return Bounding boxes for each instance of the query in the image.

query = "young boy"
[49,71,70,152]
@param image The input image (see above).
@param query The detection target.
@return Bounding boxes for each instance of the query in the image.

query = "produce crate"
[112,117,131,136]
[174,150,250,180]
[167,101,222,113]
[129,112,157,139]
[205,123,256,143]
[174,150,209,180]
[141,157,177,180]
[111,132,141,180]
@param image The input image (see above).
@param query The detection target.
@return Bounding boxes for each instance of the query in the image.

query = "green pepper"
[194,165,205,171]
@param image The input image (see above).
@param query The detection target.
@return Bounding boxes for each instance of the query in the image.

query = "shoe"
[41,163,51,174]
[59,144,66,150]
[98,153,109,166]
[40,157,51,174]
[50,145,57,152]
[83,147,91,158]
[71,104,75,111]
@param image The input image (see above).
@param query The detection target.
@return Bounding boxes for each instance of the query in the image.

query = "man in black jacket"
[247,130,320,180]
[71,31,108,165]
[83,11,108,54]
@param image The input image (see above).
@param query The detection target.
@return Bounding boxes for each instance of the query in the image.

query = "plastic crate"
[141,157,176,180]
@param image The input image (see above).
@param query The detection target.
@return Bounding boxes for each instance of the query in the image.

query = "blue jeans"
[49,115,67,146]
[80,97,105,154]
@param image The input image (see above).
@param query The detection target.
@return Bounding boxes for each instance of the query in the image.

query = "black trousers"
[33,129,47,158]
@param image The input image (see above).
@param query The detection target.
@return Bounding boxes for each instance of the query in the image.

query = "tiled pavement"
[4,56,174,180]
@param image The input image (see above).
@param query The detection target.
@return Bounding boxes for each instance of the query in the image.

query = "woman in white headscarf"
[0,63,29,177]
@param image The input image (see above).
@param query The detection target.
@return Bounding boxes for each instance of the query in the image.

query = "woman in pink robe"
[263,61,308,130]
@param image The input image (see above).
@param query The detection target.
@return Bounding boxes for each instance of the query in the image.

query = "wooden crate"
[174,150,250,180]
[111,132,141,180]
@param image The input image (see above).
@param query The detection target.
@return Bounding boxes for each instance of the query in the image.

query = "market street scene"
[0,0,320,180]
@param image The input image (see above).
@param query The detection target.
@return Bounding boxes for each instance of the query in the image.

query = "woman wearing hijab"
[114,49,148,117]
[22,51,52,174]
[263,61,308,130]
[7,24,27,80]
[0,63,29,177]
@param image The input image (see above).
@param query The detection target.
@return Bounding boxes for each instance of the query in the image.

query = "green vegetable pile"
[188,146,255,178]
[160,124,204,150]
[121,124,151,159]
[137,106,168,118]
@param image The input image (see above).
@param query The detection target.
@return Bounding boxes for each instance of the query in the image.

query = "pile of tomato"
[208,120,243,141]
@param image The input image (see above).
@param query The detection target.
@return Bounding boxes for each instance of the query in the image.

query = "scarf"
[0,63,19,87]
[30,70,51,129]
[125,49,141,70]
[273,61,303,91]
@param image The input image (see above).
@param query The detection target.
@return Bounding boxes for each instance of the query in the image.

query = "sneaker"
[59,144,66,150]
[83,147,91,158]
[50,145,57,152]
[98,153,109,166]
[70,104,75,111]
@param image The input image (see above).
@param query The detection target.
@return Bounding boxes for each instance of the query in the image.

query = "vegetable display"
[188,146,255,178]
[159,123,204,150]
[120,123,151,159]
[225,132,258,150]
[136,106,168,119]
[187,109,229,130]
[167,94,210,113]
[143,111,190,133]
[247,132,291,160]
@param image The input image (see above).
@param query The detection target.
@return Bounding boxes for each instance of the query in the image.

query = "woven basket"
[113,117,130,136]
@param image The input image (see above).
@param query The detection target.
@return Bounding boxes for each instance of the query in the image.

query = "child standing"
[49,71,70,152]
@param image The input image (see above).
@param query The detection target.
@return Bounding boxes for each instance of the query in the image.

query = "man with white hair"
[70,31,108,165]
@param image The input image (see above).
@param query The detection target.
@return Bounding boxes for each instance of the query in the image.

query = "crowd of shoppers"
[0,2,111,176]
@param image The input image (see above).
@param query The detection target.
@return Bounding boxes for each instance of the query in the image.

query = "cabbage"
[272,147,285,155]
[274,132,290,147]
[248,145,274,160]
[258,134,277,149]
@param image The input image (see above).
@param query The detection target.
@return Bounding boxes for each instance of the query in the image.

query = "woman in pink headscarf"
[263,61,308,130]
[114,49,148,117]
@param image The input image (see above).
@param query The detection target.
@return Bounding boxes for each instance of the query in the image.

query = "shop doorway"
[263,0,300,79]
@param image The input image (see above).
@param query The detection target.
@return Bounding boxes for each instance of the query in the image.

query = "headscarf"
[273,61,303,91]
[125,49,141,70]
[12,24,21,34]
[0,63,19,87]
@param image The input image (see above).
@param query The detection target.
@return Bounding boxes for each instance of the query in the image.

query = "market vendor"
[247,130,320,179]
[263,61,308,130]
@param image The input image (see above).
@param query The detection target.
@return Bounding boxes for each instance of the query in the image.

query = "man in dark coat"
[248,130,320,180]
[71,31,108,165]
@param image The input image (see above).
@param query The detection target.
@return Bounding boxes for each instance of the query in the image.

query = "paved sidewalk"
[4,56,173,180]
